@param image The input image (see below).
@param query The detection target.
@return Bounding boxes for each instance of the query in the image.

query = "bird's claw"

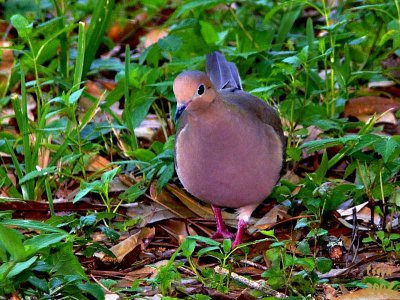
[211,229,234,240]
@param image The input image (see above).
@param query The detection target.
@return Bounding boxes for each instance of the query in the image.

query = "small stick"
[214,266,287,298]
[240,259,267,271]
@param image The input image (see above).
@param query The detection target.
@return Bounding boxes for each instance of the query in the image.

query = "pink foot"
[232,219,247,248]
[211,206,234,240]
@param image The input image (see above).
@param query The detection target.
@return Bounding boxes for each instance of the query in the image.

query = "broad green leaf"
[294,257,315,271]
[261,229,276,238]
[301,135,359,153]
[197,246,220,258]
[314,150,328,185]
[186,235,220,246]
[19,167,57,185]
[46,243,87,279]
[316,257,333,273]
[1,219,66,233]
[101,167,120,183]
[0,225,26,261]
[156,163,175,193]
[181,237,196,258]
[68,87,85,105]
[200,21,219,44]
[78,282,105,300]
[222,239,232,253]
[73,184,99,203]
[174,0,225,17]
[24,233,69,256]
[10,14,32,38]
[132,149,156,162]
[8,256,38,278]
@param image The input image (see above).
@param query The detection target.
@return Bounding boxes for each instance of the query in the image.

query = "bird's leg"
[231,203,258,248]
[232,219,247,248]
[211,205,234,239]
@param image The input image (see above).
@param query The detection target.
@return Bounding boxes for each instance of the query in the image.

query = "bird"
[173,51,285,248]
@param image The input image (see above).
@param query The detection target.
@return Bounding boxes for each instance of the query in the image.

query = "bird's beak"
[174,103,187,122]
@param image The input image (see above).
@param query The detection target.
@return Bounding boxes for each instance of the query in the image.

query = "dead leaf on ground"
[334,286,400,300]
[106,227,155,263]
[337,201,381,225]
[86,155,112,172]
[142,28,169,48]
[166,184,237,222]
[251,205,291,231]
[343,96,400,123]
[158,219,192,244]
[126,201,177,227]
[149,182,198,219]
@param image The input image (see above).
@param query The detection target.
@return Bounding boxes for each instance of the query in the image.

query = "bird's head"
[173,70,216,121]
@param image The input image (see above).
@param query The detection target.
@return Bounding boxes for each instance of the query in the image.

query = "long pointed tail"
[206,51,242,91]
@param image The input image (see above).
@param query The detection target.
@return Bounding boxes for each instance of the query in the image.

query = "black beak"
[174,103,186,122]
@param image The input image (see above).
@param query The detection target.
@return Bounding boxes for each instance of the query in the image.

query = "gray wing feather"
[206,51,242,91]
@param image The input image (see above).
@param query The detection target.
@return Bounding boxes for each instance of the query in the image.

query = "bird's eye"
[197,84,205,96]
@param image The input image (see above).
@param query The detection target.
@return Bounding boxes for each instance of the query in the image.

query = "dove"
[173,52,285,247]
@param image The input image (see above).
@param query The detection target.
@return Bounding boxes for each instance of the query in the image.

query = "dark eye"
[197,84,205,95]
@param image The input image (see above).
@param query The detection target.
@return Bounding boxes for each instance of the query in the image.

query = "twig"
[90,273,112,293]
[214,266,287,298]
[239,259,267,271]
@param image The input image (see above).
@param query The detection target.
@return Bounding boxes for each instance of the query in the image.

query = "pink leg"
[232,219,247,248]
[211,205,234,239]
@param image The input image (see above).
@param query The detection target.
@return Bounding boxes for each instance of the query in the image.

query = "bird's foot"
[211,205,234,240]
[231,219,247,248]
[212,228,234,240]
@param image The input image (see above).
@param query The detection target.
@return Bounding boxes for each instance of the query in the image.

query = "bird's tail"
[206,51,242,91]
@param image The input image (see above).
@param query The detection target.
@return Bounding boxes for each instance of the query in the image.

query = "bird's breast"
[175,109,283,209]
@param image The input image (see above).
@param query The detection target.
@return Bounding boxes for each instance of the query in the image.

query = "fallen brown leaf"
[109,227,155,263]
[343,96,400,118]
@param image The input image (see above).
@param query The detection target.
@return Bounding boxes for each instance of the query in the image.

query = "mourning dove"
[173,52,285,247]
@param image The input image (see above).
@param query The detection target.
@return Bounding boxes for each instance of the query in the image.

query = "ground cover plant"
[0,0,399,299]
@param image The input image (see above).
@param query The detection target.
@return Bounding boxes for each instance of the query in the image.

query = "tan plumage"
[173,52,284,247]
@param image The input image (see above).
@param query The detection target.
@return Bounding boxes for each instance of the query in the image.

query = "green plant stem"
[230,8,259,49]
[152,103,169,141]
[52,0,68,80]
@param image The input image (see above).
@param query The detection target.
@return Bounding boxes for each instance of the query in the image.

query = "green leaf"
[286,146,301,162]
[314,150,328,185]
[68,88,85,105]
[24,233,69,256]
[156,163,175,193]
[10,14,32,38]
[19,166,57,185]
[72,22,86,91]
[174,0,224,17]
[316,257,333,273]
[132,149,156,162]
[197,246,220,258]
[0,219,65,233]
[294,218,308,230]
[301,135,359,153]
[46,243,87,279]
[374,136,400,163]
[82,0,115,78]
[297,240,311,255]
[200,21,219,44]
[186,235,220,246]
[78,282,105,300]
[101,167,120,183]
[260,229,276,238]
[8,256,38,278]
[119,180,148,202]
[0,225,27,261]
[223,239,232,253]
[181,237,196,258]
[294,257,315,271]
